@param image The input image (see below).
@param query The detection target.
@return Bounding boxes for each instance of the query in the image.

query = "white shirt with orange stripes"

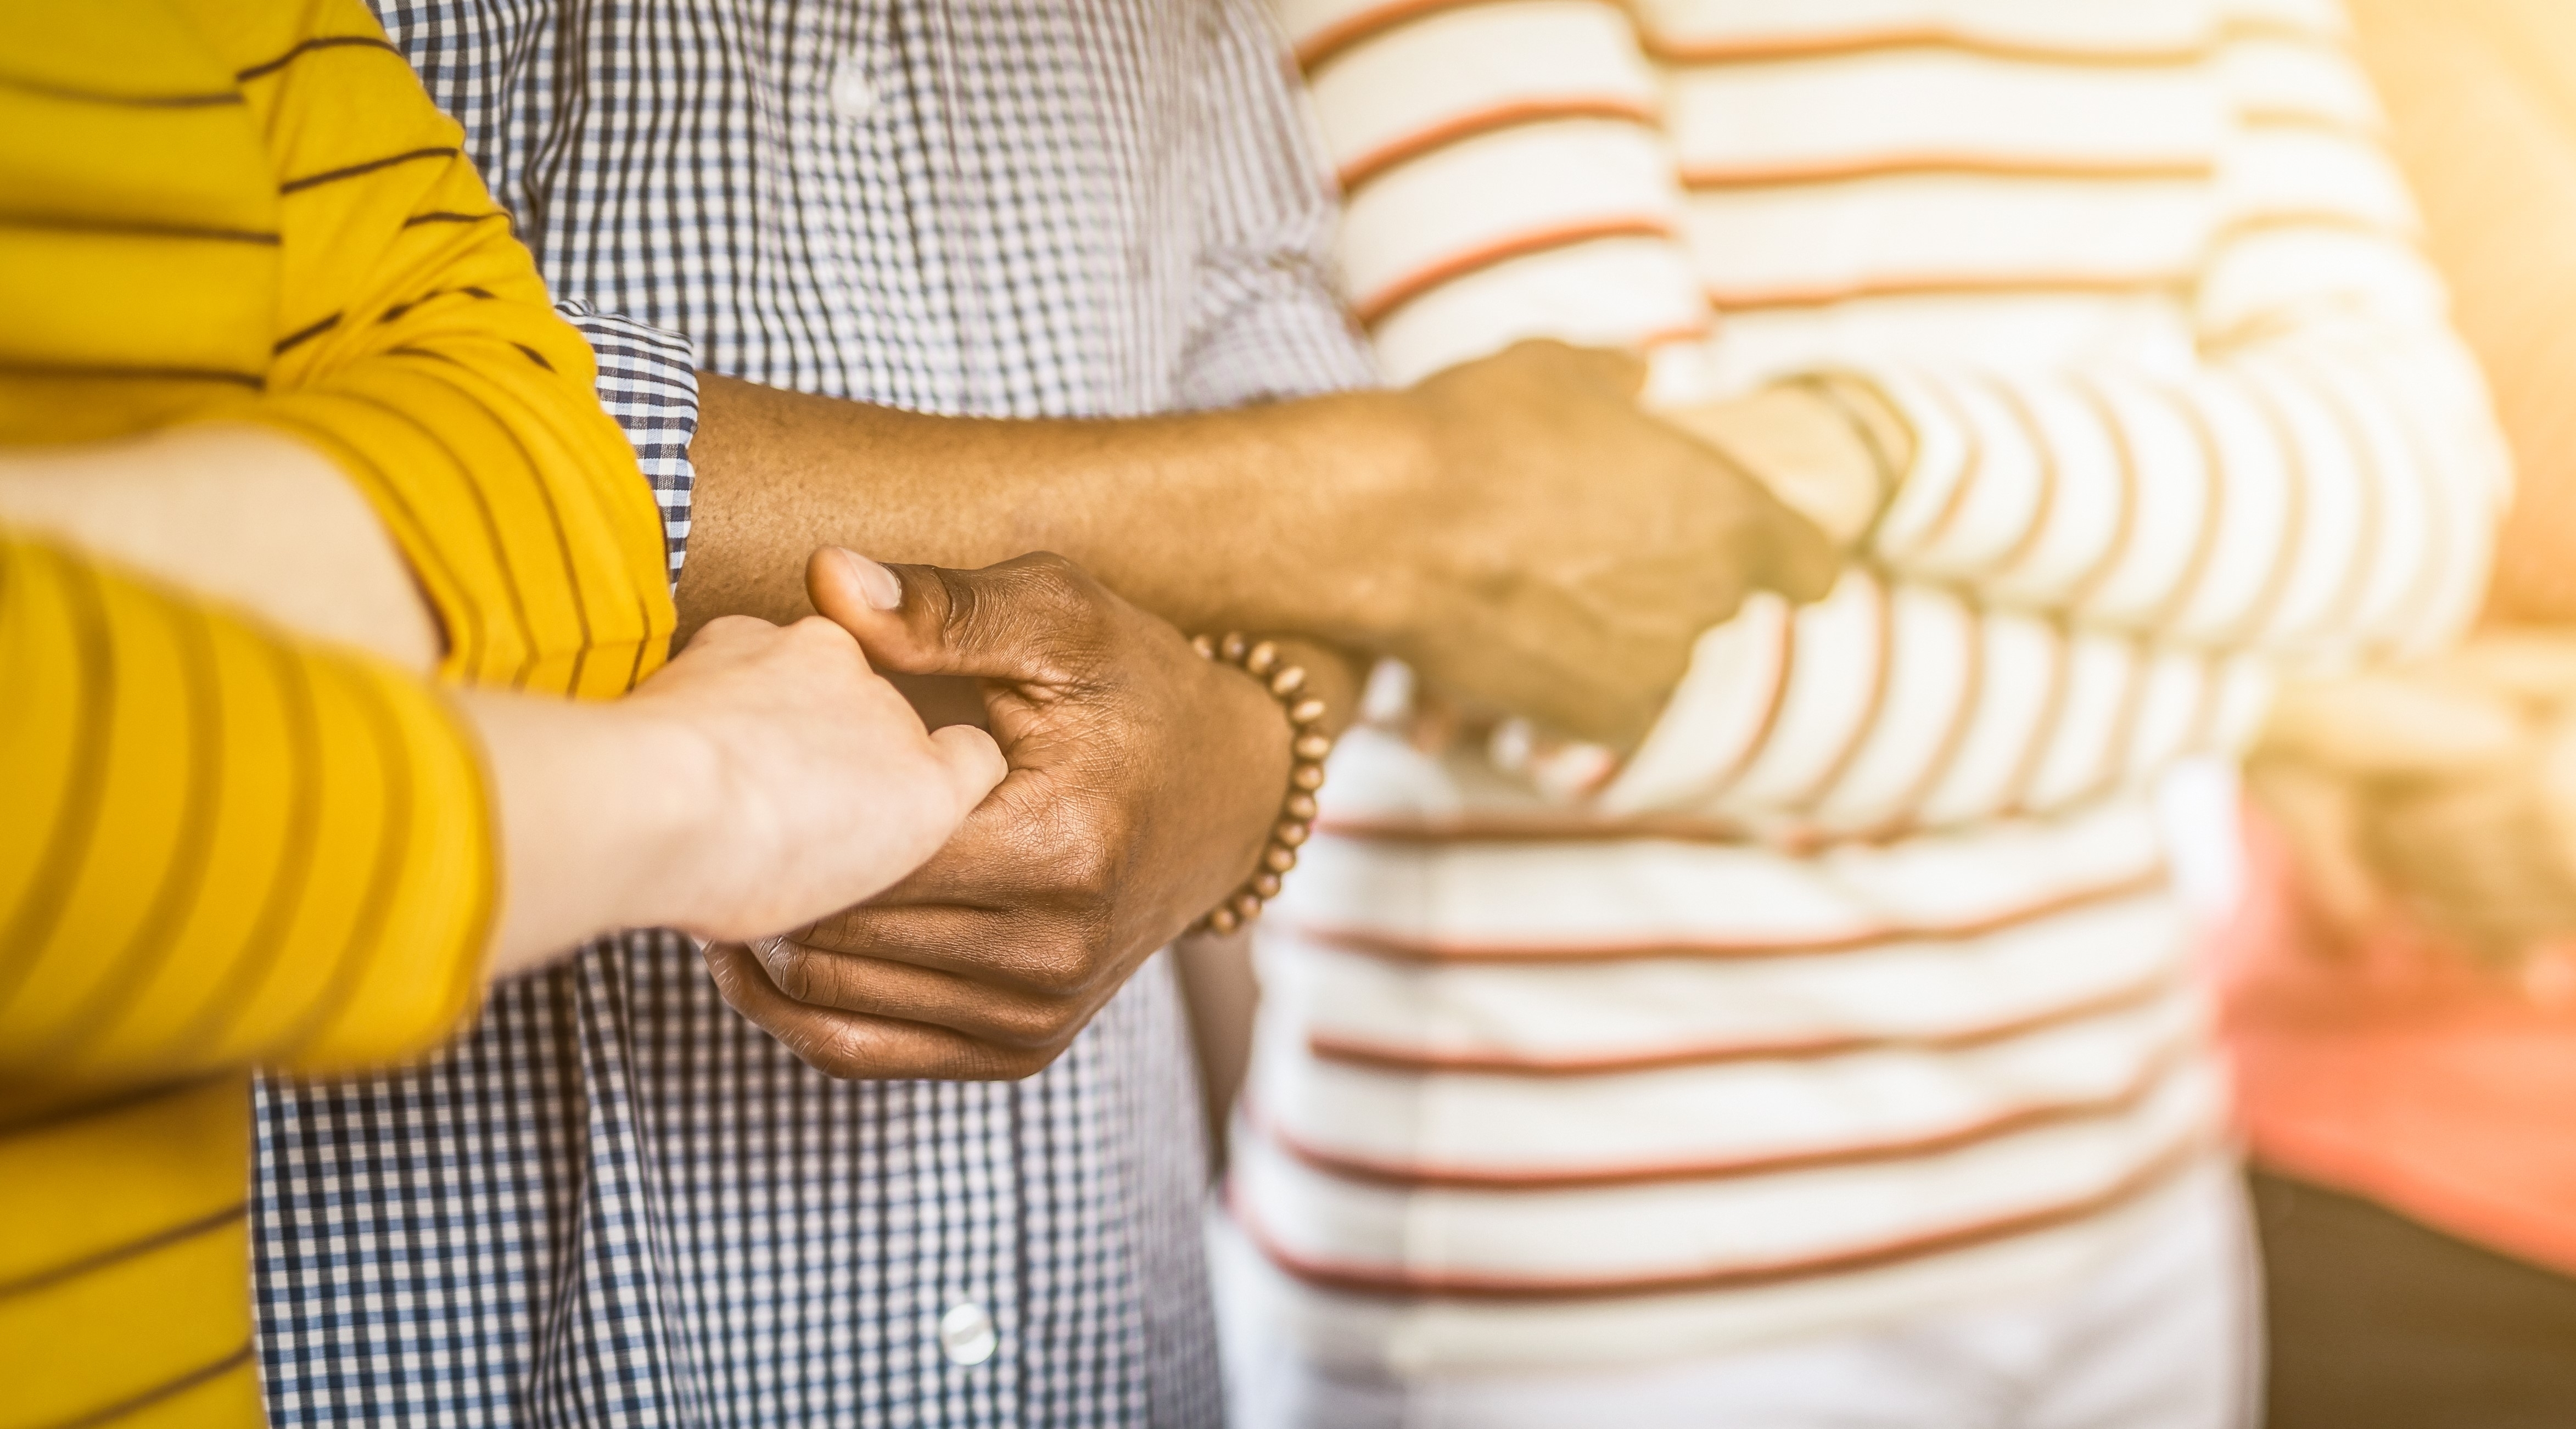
[1233,0,2508,1372]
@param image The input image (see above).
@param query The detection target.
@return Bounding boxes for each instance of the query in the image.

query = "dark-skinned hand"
[1369,340,1839,750]
[704,546,1323,1080]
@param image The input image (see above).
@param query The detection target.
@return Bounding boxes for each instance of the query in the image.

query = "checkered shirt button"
[938,1300,998,1366]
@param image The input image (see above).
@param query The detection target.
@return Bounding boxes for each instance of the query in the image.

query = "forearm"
[679,373,1429,644]
[0,424,441,671]
[463,690,703,977]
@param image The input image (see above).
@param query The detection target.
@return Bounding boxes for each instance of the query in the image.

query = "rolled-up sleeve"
[1178,0,1382,408]
[558,301,702,585]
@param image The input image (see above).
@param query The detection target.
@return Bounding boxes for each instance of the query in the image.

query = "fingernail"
[835,548,903,610]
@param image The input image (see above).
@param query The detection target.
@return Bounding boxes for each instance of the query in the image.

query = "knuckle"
[759,941,815,1000]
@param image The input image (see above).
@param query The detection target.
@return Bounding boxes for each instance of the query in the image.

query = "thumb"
[928,722,1009,813]
[807,546,1102,682]
[1749,497,1840,605]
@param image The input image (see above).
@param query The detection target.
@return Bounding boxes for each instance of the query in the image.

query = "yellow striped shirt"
[0,1,677,1422]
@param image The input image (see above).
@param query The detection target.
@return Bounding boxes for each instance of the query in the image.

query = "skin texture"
[703,549,1362,1080]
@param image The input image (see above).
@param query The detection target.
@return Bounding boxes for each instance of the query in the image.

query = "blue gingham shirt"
[249,4,1373,1425]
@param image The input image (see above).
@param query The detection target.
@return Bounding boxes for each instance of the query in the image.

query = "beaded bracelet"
[1189,632,1334,934]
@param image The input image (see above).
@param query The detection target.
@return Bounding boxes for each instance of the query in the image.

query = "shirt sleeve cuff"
[557,301,701,589]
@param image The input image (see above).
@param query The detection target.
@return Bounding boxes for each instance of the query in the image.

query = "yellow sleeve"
[0,531,498,1093]
[187,0,676,699]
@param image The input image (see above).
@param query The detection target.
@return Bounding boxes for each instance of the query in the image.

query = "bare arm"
[682,341,1835,753]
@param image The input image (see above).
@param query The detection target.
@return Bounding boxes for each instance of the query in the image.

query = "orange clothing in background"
[2215,808,2576,1276]
[2221,0,2576,1278]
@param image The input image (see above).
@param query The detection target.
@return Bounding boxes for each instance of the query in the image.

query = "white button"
[828,59,877,121]
[938,1300,998,1366]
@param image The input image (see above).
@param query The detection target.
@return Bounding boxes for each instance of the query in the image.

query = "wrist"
[467,690,711,974]
[1657,383,1892,548]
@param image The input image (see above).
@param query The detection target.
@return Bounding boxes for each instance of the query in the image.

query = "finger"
[748,937,1097,1050]
[809,546,1106,684]
[788,898,1123,999]
[1555,341,1649,397]
[704,942,1051,1080]
[1751,498,1840,605]
[929,722,1009,812]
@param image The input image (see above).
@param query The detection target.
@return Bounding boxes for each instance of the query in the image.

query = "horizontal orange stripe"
[1305,970,2179,1075]
[1248,1033,2187,1190]
[1300,7,2329,80]
[1355,216,1681,328]
[1232,1132,2207,1300]
[1680,152,2210,190]
[1285,868,2166,965]
[1709,270,2186,312]
[1297,0,1494,71]
[1339,97,1660,193]
[1644,25,2210,69]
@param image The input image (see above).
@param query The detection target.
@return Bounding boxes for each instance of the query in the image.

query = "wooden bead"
[1191,632,1216,659]
[1262,844,1298,874]
[1245,640,1278,676]
[1268,665,1307,697]
[1285,792,1318,820]
[1274,819,1311,847]
[1232,891,1264,921]
[1288,697,1328,726]
[1206,904,1240,934]
[1252,871,1283,899]
[1289,763,1326,792]
[1292,732,1332,761]
[1220,632,1249,663]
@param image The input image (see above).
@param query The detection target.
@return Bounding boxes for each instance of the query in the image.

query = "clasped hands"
[707,341,1885,1080]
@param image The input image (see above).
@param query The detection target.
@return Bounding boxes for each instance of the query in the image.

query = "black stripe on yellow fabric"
[278,147,460,197]
[331,386,539,685]
[38,1341,254,1429]
[38,599,225,1063]
[624,591,656,690]
[166,634,323,1055]
[402,210,508,228]
[272,311,342,356]
[233,34,401,84]
[260,414,487,674]
[0,1073,224,1139]
[0,550,117,1011]
[0,360,261,389]
[273,662,415,1057]
[511,341,556,373]
[0,213,278,244]
[377,286,497,323]
[0,1202,244,1299]
[0,71,239,108]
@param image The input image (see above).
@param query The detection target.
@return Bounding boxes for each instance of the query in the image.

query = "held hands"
[1363,341,1838,751]
[703,548,1314,1080]
[473,565,1006,973]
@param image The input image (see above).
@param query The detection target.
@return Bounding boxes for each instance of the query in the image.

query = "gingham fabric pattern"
[251,3,1374,1426]
[559,302,701,577]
